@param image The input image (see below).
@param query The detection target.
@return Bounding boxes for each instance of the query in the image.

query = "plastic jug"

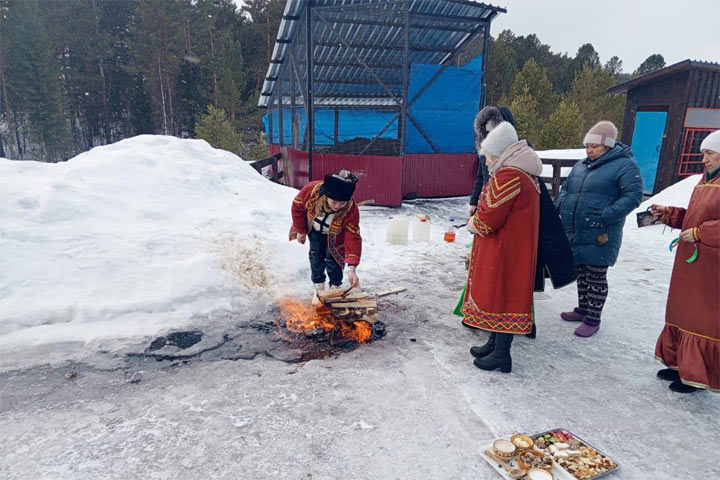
[413,217,430,242]
[385,216,409,245]
[444,217,456,242]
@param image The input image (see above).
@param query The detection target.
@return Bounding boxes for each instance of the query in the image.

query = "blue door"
[630,111,667,193]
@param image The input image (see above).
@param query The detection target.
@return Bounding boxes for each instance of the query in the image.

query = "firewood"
[376,287,406,297]
[329,299,377,309]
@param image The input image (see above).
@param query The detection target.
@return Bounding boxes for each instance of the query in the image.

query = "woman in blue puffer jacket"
[555,121,643,337]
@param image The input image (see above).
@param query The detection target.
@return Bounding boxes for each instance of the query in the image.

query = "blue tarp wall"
[263,55,482,153]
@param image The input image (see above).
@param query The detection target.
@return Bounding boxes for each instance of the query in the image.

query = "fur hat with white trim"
[583,121,618,148]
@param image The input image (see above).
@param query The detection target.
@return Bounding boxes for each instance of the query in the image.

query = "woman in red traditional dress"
[461,121,542,373]
[651,130,720,393]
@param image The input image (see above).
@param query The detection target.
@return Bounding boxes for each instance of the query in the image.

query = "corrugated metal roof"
[258,0,505,108]
[608,59,720,94]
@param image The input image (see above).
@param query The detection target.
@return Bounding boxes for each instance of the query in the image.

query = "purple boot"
[574,322,600,337]
[560,307,586,322]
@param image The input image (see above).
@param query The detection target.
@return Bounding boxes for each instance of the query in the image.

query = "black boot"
[669,380,698,393]
[473,333,513,373]
[657,368,680,382]
[470,332,496,359]
[527,323,536,339]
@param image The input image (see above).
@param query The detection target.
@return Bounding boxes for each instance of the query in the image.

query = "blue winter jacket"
[555,143,643,266]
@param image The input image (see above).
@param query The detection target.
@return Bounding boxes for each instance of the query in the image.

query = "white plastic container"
[413,217,430,242]
[385,216,409,245]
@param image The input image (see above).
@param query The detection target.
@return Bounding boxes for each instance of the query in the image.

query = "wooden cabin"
[608,59,720,194]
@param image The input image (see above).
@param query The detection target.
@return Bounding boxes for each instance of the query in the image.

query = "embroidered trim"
[346,223,360,234]
[461,238,533,334]
[664,323,720,342]
[472,216,493,237]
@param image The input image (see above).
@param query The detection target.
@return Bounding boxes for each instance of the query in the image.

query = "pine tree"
[509,59,558,119]
[508,86,540,145]
[195,105,242,154]
[4,0,70,161]
[538,100,584,150]
[634,54,666,77]
[567,64,626,133]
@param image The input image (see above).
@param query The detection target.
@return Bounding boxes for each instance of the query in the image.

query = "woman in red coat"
[461,122,542,373]
[651,130,720,393]
[290,170,361,299]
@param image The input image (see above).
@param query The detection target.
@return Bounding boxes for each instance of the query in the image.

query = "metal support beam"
[290,62,297,148]
[334,108,339,145]
[408,20,489,109]
[306,3,314,181]
[479,21,490,108]
[278,73,284,146]
[288,49,308,112]
[314,11,402,105]
[314,60,404,70]
[317,15,476,33]
[407,112,440,153]
[360,112,400,155]
[312,40,454,53]
[313,77,403,86]
[312,1,406,12]
[409,11,487,24]
[399,0,409,156]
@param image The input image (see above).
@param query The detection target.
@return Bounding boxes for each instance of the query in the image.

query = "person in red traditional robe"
[651,130,720,393]
[290,170,361,302]
[461,122,542,373]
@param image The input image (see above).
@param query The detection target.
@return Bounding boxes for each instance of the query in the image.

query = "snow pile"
[0,135,306,352]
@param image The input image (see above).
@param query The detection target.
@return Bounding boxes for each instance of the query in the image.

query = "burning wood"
[276,295,374,344]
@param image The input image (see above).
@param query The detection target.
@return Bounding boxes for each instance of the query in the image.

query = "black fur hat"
[320,169,358,201]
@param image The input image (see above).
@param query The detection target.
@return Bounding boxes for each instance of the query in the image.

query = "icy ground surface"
[1,138,718,480]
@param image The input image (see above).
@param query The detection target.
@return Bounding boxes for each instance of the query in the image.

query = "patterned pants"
[576,264,609,326]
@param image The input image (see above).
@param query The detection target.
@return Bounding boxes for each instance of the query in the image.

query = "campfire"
[276,286,392,345]
[276,298,374,344]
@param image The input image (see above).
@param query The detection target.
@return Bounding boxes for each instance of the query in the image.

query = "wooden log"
[329,299,377,309]
[376,287,406,297]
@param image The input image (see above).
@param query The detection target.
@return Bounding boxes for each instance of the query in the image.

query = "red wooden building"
[259,0,505,206]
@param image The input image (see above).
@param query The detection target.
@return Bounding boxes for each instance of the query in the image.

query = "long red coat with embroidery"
[290,181,362,267]
[461,167,540,334]
[655,173,720,391]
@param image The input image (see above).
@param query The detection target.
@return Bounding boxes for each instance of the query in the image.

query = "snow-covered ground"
[1,137,717,480]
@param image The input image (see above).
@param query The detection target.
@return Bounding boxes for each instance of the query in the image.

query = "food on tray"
[531,430,618,480]
[527,468,554,480]
[517,450,553,471]
[492,439,516,458]
[511,434,534,449]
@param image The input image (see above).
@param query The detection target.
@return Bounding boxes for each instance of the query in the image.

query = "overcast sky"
[490,0,720,72]
[235,0,720,73]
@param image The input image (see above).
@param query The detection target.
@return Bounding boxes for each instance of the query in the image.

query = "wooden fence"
[250,152,580,200]
[540,158,579,198]
[249,152,283,183]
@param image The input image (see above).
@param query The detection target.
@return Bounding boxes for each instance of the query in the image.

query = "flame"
[276,297,372,344]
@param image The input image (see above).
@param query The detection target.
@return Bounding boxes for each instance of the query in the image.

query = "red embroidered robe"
[461,167,540,334]
[655,173,720,391]
[290,181,362,267]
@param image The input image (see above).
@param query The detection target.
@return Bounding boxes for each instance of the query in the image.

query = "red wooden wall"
[269,145,478,206]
